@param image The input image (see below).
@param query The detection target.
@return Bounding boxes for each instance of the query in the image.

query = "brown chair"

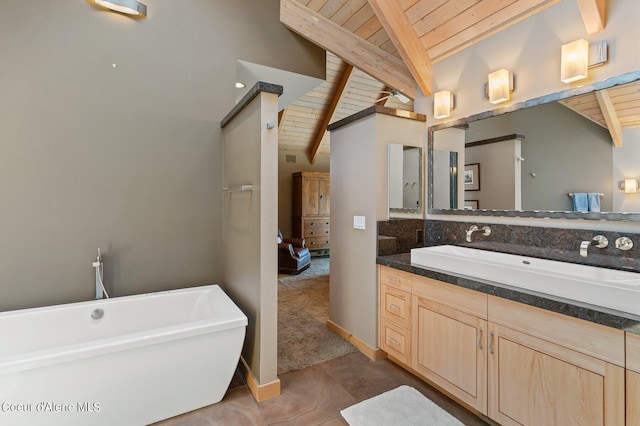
[278,229,311,274]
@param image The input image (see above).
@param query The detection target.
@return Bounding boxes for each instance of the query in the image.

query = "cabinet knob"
[320,195,324,199]
[310,222,315,226]
[310,231,314,235]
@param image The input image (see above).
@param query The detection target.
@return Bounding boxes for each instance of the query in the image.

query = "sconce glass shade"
[621,179,639,194]
[488,69,512,104]
[561,39,589,83]
[433,90,453,119]
[91,0,147,17]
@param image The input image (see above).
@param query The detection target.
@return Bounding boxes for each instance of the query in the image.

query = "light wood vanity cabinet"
[627,333,640,425]
[378,265,628,426]
[411,276,488,414]
[378,266,412,364]
[488,296,625,426]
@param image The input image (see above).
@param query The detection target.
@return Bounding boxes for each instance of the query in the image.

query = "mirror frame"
[427,70,640,222]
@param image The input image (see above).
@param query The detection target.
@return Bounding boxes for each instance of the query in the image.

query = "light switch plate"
[353,215,366,230]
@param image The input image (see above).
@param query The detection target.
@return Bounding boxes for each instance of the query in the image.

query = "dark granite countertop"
[377,253,640,335]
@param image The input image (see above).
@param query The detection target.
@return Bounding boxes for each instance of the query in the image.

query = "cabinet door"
[628,370,640,425]
[318,178,330,215]
[302,178,319,216]
[412,295,487,414]
[627,333,640,425]
[488,323,624,426]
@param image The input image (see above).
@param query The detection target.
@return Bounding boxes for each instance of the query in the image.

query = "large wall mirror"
[428,70,640,221]
[389,144,423,218]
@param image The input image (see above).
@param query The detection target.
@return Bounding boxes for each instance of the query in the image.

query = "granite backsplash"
[377,219,424,256]
[424,220,640,273]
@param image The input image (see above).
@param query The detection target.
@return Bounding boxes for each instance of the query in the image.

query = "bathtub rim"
[0,284,247,376]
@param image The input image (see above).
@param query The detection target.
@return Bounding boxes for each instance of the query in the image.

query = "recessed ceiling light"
[235,82,246,89]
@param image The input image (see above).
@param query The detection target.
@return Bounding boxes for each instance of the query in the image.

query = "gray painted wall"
[466,139,521,210]
[222,91,279,386]
[513,103,612,211]
[330,113,424,348]
[464,103,612,212]
[0,0,324,311]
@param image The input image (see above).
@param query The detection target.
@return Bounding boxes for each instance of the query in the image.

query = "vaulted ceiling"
[278,0,607,162]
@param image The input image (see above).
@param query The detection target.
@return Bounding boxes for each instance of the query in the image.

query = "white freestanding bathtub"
[0,284,247,426]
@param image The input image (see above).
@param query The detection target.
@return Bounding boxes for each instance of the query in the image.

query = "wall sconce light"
[561,39,588,83]
[561,39,609,83]
[486,69,514,104]
[89,0,147,18]
[620,179,639,194]
[433,90,454,119]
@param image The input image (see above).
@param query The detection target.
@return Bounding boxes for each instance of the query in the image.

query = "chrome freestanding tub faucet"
[92,248,110,299]
[466,225,491,243]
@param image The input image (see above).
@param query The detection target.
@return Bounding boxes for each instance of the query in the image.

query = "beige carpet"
[278,257,359,375]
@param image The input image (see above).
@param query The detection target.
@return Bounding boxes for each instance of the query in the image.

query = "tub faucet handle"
[592,235,608,248]
[615,236,633,251]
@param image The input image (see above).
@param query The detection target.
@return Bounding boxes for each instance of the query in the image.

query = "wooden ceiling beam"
[576,0,606,34]
[278,108,287,131]
[280,0,417,99]
[595,89,622,147]
[425,0,562,62]
[309,62,354,164]
[366,0,432,96]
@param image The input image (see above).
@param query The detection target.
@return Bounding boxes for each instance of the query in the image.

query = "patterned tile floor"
[156,352,490,425]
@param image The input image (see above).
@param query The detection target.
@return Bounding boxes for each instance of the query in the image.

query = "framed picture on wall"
[464,200,479,210]
[464,163,480,191]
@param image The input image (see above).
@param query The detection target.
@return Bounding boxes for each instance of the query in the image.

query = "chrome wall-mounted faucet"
[580,235,608,257]
[466,225,491,243]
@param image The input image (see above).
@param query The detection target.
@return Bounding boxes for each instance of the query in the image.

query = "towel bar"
[567,193,604,197]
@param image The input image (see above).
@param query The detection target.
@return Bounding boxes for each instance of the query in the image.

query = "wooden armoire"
[292,171,330,256]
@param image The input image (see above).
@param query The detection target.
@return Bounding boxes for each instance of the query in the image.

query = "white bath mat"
[340,385,464,426]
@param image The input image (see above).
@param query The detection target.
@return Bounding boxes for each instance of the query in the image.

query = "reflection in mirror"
[388,144,422,218]
[433,150,458,209]
[428,71,640,221]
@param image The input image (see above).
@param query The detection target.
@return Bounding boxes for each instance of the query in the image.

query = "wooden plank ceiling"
[559,80,640,147]
[279,0,604,161]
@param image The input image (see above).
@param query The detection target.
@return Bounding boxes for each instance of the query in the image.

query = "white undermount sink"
[410,245,640,316]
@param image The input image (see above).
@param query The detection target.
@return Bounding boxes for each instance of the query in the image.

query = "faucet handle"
[481,226,491,237]
[592,235,608,248]
[615,236,633,251]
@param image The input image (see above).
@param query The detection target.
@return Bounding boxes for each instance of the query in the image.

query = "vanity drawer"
[380,284,411,329]
[379,265,412,292]
[412,275,487,319]
[380,318,410,365]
